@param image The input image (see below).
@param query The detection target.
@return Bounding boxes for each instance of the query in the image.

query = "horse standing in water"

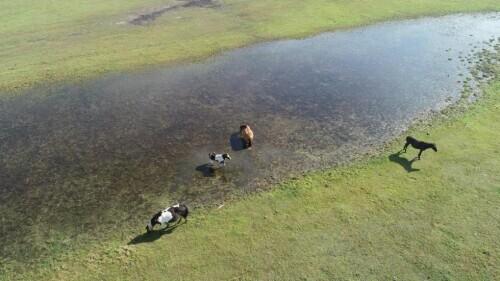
[209,152,231,167]
[240,124,254,149]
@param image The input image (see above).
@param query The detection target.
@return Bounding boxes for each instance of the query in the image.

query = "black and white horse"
[209,152,231,167]
[146,203,189,233]
[402,136,437,160]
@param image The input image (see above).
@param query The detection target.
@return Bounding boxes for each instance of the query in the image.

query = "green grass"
[1,0,499,94]
[5,72,500,280]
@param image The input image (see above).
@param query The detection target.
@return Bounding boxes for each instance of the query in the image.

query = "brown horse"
[240,124,254,149]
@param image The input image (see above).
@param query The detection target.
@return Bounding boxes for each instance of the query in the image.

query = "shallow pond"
[0,13,499,263]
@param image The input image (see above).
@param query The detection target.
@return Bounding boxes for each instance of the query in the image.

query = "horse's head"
[182,206,189,219]
[240,124,253,135]
[177,204,189,220]
[431,144,437,152]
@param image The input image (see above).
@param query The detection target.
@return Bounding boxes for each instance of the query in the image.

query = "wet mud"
[0,13,499,263]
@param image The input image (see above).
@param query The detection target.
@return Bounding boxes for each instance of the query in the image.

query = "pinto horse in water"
[402,136,437,160]
[209,152,231,167]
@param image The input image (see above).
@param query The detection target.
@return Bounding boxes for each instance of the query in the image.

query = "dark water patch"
[195,163,216,177]
[0,13,499,264]
[230,132,246,151]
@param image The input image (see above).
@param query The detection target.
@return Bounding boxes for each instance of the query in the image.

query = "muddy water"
[0,14,499,263]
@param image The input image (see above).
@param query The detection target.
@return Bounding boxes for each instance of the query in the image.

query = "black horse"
[402,136,437,160]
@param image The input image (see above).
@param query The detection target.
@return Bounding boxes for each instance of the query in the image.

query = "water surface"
[0,13,499,263]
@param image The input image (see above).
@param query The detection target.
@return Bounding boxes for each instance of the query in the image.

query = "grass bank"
[6,59,500,281]
[1,0,499,94]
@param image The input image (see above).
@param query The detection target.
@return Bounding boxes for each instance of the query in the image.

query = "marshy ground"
[1,14,499,271]
[1,1,500,280]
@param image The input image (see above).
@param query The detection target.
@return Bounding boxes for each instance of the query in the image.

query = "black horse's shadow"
[195,163,215,177]
[230,132,245,151]
[389,151,420,172]
[128,223,182,245]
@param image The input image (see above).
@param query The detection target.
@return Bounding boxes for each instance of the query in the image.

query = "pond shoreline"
[1,11,497,98]
[2,1,499,94]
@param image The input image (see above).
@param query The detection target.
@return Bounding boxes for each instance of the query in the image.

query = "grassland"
[1,0,499,94]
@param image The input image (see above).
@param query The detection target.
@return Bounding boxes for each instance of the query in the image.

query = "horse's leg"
[147,220,157,233]
[403,141,409,153]
[248,139,252,148]
[172,213,180,226]
[418,150,423,160]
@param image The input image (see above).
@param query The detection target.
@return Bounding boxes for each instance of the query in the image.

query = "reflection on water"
[0,13,499,263]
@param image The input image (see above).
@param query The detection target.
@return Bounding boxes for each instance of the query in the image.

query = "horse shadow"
[128,223,182,245]
[195,163,215,177]
[388,151,420,172]
[230,132,245,151]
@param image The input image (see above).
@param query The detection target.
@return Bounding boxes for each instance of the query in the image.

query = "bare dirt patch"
[129,0,218,25]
